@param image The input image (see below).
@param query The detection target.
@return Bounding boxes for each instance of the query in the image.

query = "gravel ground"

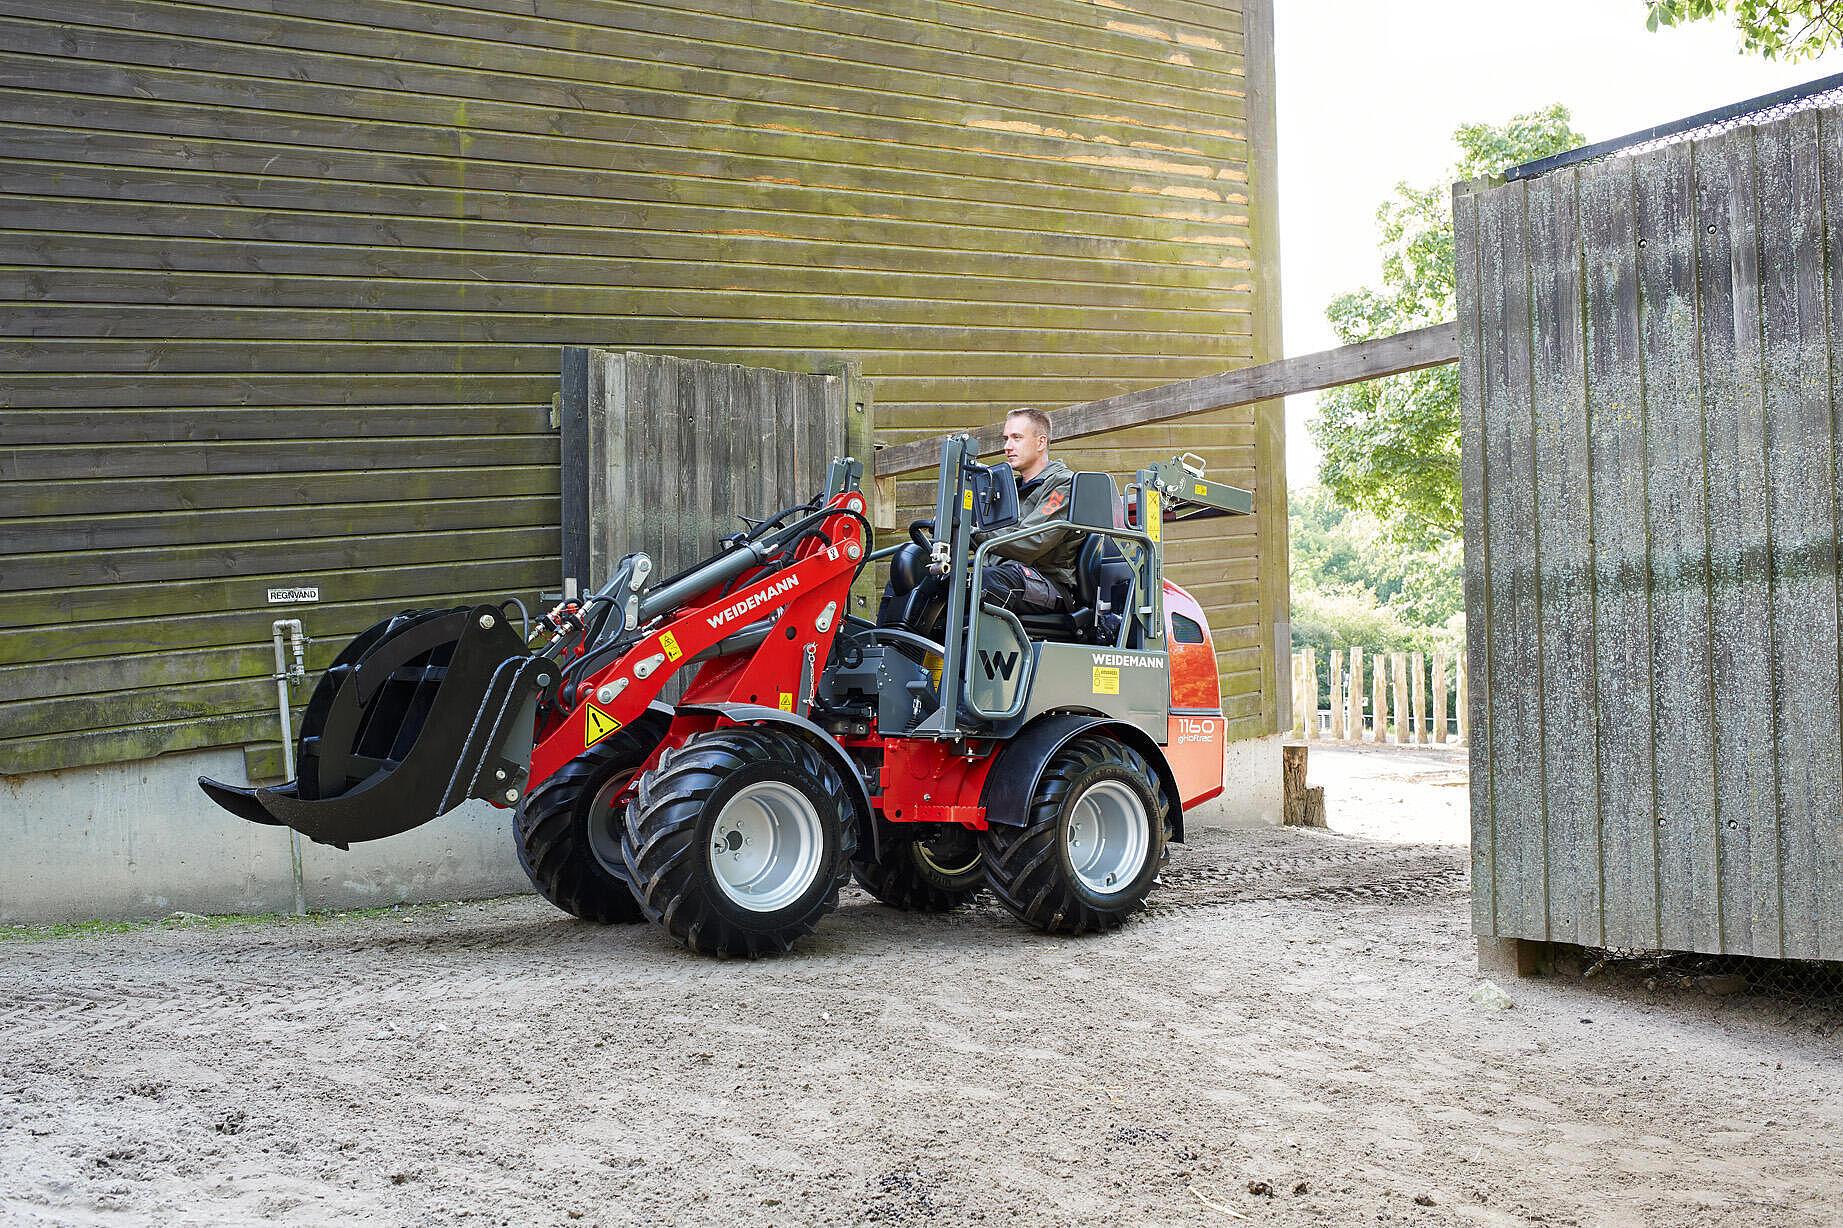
[4,793,1840,1227]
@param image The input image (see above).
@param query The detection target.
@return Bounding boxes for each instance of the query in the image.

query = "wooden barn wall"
[1455,105,1843,961]
[0,0,1280,777]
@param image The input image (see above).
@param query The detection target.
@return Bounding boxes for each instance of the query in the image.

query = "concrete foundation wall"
[1189,733,1287,830]
[1,748,528,924]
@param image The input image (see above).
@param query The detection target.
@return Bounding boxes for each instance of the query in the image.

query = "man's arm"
[988,470,1074,566]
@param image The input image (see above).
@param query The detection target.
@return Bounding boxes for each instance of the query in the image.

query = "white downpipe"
[271,618,308,913]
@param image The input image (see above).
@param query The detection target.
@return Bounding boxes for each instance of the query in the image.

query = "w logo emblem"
[979,650,1019,682]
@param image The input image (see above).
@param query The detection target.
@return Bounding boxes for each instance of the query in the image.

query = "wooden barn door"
[557,349,852,599]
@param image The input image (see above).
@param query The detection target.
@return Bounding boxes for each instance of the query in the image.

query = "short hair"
[1005,406,1052,442]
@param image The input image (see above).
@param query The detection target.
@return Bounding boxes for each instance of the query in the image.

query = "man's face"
[1002,415,1048,473]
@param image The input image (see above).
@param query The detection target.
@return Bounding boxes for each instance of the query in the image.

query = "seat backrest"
[887,541,928,594]
[1075,535,1136,644]
[1067,471,1119,529]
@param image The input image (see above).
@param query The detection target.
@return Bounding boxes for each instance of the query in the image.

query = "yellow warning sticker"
[1194,482,1209,497]
[584,703,623,747]
[1146,489,1162,543]
[1092,666,1120,696]
[660,631,682,662]
[962,489,974,510]
[777,692,795,712]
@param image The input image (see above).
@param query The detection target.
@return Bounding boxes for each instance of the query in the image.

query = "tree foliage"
[1289,486,1464,674]
[1645,0,1843,59]
[1308,106,1584,546]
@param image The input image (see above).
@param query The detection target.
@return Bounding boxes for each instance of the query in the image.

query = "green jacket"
[987,459,1080,593]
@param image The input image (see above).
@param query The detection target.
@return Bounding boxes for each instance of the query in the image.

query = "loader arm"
[526,496,868,788]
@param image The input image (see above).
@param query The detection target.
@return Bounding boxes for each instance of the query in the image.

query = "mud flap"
[198,605,547,848]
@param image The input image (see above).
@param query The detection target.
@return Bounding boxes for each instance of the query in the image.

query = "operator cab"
[877,469,1140,648]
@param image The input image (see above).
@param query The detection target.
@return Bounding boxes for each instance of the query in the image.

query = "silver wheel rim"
[586,772,634,878]
[912,838,980,879]
[1066,780,1149,895]
[708,781,825,913]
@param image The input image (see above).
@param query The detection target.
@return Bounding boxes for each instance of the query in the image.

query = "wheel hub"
[708,781,824,913]
[1066,780,1149,895]
[586,770,636,878]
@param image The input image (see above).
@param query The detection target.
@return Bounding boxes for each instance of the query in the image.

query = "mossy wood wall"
[0,0,1282,776]
[1457,106,1843,961]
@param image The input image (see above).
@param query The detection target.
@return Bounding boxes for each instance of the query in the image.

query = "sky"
[1272,0,1843,485]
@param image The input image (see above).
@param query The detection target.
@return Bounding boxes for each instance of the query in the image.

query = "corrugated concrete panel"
[1457,104,1843,961]
[1,0,1280,780]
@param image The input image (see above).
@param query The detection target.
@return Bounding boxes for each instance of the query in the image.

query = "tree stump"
[1283,743,1308,826]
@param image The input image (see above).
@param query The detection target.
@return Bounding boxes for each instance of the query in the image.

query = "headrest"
[1067,471,1118,529]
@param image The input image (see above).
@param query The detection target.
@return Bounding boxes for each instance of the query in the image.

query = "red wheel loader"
[199,436,1252,956]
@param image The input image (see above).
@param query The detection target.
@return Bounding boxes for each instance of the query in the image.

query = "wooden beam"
[872,321,1461,477]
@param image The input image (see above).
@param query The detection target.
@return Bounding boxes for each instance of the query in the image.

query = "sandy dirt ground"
[3,751,1840,1227]
[1304,739,1473,845]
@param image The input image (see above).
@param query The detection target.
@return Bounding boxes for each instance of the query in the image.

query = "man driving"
[980,408,1079,615]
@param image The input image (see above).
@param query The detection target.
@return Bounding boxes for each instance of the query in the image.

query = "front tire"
[514,719,665,924]
[980,736,1168,934]
[853,826,984,912]
[623,728,855,957]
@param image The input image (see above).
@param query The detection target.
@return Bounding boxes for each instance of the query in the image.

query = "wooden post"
[1329,650,1345,739]
[1302,646,1318,739]
[1283,743,1308,825]
[1392,652,1410,744]
[1346,646,1364,742]
[1432,653,1448,744]
[1303,786,1327,828]
[1410,651,1427,744]
[1297,649,1312,737]
[1455,651,1469,745]
[1371,652,1388,743]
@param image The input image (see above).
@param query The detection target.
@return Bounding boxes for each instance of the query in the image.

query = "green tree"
[1645,0,1843,59]
[1309,106,1584,546]
[1289,488,1464,647]
[1288,487,1466,714]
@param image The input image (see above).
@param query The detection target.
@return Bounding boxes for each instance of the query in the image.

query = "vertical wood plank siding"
[572,350,846,590]
[0,0,1278,775]
[1456,105,1843,960]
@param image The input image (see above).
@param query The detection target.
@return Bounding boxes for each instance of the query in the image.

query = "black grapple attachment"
[197,605,549,848]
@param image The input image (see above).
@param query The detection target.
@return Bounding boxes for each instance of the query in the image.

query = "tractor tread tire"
[623,727,855,958]
[852,841,983,913]
[980,736,1169,935]
[515,722,662,925]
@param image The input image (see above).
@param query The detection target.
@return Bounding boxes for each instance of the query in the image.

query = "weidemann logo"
[707,574,802,629]
[1091,652,1161,669]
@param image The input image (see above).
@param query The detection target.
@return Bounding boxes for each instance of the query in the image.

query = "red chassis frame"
[526,493,868,788]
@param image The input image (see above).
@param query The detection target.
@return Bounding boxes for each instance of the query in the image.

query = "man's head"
[1002,408,1052,481]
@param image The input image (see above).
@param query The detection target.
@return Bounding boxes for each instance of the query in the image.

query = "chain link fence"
[1569,947,1843,1034]
[1504,69,1843,182]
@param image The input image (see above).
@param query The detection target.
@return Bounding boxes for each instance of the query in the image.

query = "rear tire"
[852,827,984,912]
[623,728,855,957]
[980,736,1168,934]
[514,720,663,924]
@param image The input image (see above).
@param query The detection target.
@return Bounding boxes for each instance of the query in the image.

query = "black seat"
[1014,533,1136,645]
[877,542,948,635]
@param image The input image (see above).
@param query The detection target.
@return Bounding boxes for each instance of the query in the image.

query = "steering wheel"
[909,518,934,550]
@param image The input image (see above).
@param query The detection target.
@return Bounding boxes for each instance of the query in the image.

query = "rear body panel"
[1161,581,1225,808]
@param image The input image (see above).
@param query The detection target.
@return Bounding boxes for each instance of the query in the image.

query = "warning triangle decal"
[584,703,623,747]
